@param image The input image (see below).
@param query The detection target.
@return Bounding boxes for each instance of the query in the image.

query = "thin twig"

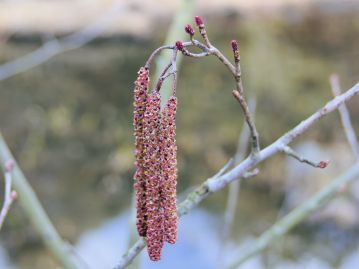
[330,74,359,160]
[225,162,359,269]
[113,82,359,269]
[232,90,260,155]
[280,145,329,169]
[0,132,81,269]
[180,48,211,58]
[154,62,173,92]
[0,160,17,230]
[145,45,174,69]
[171,49,178,96]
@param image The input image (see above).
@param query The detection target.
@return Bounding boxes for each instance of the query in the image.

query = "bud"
[11,191,17,200]
[175,41,184,51]
[231,40,238,52]
[194,15,204,26]
[185,24,195,36]
[318,160,330,169]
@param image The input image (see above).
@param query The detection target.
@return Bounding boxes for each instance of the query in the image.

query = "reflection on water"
[2,206,359,269]
[0,245,18,269]
[76,209,221,269]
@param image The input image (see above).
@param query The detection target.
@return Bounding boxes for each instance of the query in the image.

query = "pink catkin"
[160,96,178,244]
[143,91,165,261]
[133,67,149,237]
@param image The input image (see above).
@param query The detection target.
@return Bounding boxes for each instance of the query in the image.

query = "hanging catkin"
[133,67,149,237]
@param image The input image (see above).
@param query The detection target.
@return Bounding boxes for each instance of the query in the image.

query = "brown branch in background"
[0,160,17,230]
[280,145,329,169]
[330,74,359,160]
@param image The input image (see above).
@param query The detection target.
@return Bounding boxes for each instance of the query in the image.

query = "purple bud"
[231,40,238,51]
[194,16,203,26]
[175,41,184,51]
[185,24,195,36]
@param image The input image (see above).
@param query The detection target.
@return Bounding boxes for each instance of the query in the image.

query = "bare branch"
[154,62,173,92]
[0,160,17,230]
[280,145,329,169]
[170,49,178,96]
[114,82,359,269]
[330,74,359,160]
[232,90,260,155]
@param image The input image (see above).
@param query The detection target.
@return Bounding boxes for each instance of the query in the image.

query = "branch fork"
[0,160,17,230]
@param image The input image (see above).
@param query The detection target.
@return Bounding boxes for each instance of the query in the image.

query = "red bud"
[185,24,195,36]
[194,16,203,26]
[231,40,238,51]
[318,160,329,169]
[175,41,184,51]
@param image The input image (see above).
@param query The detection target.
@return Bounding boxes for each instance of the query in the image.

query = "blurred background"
[0,0,359,268]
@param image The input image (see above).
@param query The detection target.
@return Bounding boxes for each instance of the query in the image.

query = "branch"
[280,145,329,169]
[330,74,359,160]
[0,160,17,230]
[226,162,359,268]
[114,82,359,269]
[181,18,260,155]
[0,1,126,81]
[0,133,81,269]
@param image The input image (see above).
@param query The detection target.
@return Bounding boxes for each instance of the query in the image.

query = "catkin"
[133,67,149,237]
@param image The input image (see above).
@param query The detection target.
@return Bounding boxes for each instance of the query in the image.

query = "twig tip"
[231,40,238,51]
[194,16,204,26]
[185,24,195,36]
[11,191,17,200]
[318,160,330,169]
[5,160,14,172]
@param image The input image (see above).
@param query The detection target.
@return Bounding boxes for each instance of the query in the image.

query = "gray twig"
[330,74,359,160]
[280,145,329,169]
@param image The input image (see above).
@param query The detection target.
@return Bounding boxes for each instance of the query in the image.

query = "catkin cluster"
[133,67,178,261]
